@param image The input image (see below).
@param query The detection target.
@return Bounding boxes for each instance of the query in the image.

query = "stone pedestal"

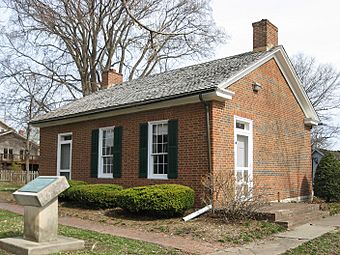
[0,176,84,255]
[24,198,58,242]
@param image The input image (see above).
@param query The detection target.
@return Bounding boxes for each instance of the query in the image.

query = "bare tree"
[292,54,340,149]
[201,171,266,222]
[0,0,226,97]
[0,60,66,181]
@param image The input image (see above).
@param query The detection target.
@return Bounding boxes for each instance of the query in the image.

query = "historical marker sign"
[19,177,58,193]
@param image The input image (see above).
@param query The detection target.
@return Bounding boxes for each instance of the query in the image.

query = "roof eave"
[31,88,234,127]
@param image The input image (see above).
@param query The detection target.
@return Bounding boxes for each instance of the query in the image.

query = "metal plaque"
[19,177,58,193]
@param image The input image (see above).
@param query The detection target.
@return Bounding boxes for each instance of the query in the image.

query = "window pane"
[102,129,114,156]
[236,122,245,129]
[60,171,70,180]
[244,170,249,183]
[60,144,71,170]
[237,135,248,167]
[62,135,72,141]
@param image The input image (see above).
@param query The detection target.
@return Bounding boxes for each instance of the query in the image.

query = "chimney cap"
[252,19,278,30]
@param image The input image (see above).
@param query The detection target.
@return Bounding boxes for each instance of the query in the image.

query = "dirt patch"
[59,202,284,246]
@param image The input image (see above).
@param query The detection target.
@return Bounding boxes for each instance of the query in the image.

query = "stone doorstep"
[0,236,84,255]
[256,203,328,228]
[258,204,321,222]
[276,210,330,229]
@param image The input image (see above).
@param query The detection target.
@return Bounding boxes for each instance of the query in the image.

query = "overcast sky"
[211,0,340,149]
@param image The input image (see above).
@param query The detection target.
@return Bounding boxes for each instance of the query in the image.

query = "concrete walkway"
[211,214,340,255]
[0,201,339,255]
[0,202,220,255]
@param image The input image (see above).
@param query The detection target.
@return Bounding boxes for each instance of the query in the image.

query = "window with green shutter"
[141,119,178,179]
[92,126,123,179]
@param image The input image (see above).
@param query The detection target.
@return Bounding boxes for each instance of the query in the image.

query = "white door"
[234,117,253,199]
[57,133,72,180]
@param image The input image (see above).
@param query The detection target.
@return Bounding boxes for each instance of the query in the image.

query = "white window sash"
[148,120,168,179]
[57,132,72,179]
[234,116,253,199]
[98,126,115,178]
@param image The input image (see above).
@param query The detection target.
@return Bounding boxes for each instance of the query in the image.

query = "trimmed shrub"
[59,180,87,200]
[314,152,340,202]
[116,184,195,217]
[66,184,123,208]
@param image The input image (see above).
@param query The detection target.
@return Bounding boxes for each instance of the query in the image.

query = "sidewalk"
[211,214,340,255]
[0,201,339,255]
[0,201,220,255]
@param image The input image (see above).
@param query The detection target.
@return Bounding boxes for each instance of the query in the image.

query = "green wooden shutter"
[113,126,122,178]
[90,129,99,178]
[139,123,148,178]
[168,119,178,179]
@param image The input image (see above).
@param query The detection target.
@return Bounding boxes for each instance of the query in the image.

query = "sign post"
[0,176,84,255]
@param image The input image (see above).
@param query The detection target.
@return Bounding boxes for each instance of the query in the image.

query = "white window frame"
[98,126,115,178]
[57,132,72,180]
[148,120,169,180]
[234,116,253,199]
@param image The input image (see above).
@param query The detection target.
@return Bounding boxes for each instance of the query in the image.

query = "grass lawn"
[0,209,186,255]
[283,230,340,255]
[0,182,21,192]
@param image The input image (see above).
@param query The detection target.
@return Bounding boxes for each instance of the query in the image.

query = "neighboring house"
[312,149,325,185]
[0,120,39,171]
[31,19,319,204]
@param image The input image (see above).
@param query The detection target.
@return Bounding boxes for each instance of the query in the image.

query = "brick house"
[31,20,319,204]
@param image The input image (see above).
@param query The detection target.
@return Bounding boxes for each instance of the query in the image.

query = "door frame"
[57,132,73,179]
[234,116,253,199]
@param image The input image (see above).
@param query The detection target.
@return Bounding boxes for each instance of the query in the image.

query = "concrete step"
[275,210,329,229]
[258,204,321,222]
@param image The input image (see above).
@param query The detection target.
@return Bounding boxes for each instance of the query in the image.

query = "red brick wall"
[211,59,312,202]
[40,103,209,203]
[40,58,312,205]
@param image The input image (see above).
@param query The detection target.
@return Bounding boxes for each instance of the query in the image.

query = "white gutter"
[182,204,212,222]
[32,89,234,128]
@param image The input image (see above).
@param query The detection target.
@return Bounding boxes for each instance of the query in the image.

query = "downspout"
[182,94,213,222]
[199,94,212,173]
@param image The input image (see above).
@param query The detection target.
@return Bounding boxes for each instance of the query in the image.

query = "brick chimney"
[101,69,123,89]
[252,19,278,51]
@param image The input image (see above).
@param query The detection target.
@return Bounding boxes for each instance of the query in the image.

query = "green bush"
[314,153,340,202]
[59,180,87,200]
[66,184,123,208]
[116,184,195,217]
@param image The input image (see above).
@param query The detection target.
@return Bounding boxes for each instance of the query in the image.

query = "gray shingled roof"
[32,48,277,123]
